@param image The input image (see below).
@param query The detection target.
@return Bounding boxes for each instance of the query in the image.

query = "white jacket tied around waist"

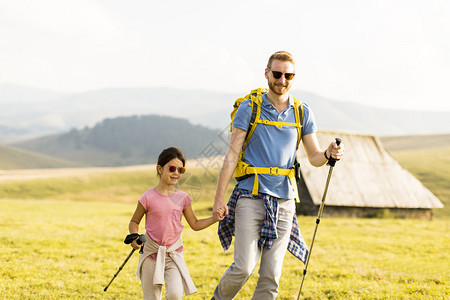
[136,232,197,295]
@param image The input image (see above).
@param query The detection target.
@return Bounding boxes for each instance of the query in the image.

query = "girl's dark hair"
[157,147,186,168]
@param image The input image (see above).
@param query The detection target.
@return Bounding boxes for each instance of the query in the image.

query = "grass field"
[388,147,450,219]
[0,199,448,299]
[0,162,449,299]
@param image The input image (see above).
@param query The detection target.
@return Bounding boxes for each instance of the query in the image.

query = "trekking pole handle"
[124,233,146,253]
[124,233,146,245]
[136,234,146,254]
[327,138,342,167]
[137,234,146,254]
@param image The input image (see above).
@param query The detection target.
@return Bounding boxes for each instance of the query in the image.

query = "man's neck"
[266,90,290,111]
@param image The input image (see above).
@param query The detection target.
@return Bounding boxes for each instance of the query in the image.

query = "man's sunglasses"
[168,165,186,174]
[267,68,295,80]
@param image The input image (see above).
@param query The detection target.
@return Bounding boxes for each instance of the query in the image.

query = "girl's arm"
[129,202,146,249]
[183,205,217,231]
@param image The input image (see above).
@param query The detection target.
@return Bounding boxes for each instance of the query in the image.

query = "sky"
[0,0,449,111]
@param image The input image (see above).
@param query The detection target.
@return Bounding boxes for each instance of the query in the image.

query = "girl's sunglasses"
[267,67,295,80]
[168,165,186,174]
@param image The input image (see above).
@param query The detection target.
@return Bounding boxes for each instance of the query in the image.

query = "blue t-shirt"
[233,93,317,199]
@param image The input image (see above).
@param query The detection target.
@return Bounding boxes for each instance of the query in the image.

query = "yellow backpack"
[230,88,304,202]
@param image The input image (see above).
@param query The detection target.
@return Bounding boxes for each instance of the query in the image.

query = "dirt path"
[0,156,224,183]
[0,164,155,182]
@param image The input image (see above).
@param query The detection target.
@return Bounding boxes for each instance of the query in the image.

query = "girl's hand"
[214,208,226,221]
[130,239,141,250]
[213,197,228,221]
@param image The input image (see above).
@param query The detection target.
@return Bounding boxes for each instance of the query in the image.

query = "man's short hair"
[267,51,295,69]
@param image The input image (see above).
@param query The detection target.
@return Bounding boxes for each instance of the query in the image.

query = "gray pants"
[214,197,295,300]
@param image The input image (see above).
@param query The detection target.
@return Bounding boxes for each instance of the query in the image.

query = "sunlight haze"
[0,0,449,111]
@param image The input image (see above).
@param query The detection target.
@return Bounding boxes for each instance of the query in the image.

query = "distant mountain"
[202,90,450,136]
[0,144,80,169]
[12,114,227,167]
[0,84,237,143]
[291,91,450,136]
[1,84,449,143]
[0,84,71,143]
[0,83,69,103]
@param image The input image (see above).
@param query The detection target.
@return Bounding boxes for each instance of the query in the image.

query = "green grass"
[0,168,221,204]
[388,147,450,219]
[0,142,448,299]
[381,134,450,151]
[0,200,448,299]
[0,163,449,299]
[0,170,157,202]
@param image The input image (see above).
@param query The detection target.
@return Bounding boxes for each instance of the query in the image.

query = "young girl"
[129,147,222,300]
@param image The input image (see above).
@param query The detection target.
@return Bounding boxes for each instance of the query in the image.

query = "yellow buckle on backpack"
[269,167,279,175]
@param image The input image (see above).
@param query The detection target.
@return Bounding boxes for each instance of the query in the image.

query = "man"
[212,51,344,299]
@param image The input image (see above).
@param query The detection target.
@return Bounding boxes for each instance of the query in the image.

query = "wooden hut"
[296,131,444,219]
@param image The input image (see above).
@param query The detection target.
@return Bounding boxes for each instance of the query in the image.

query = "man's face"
[265,59,295,96]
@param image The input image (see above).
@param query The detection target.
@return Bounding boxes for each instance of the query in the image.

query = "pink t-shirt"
[139,188,192,248]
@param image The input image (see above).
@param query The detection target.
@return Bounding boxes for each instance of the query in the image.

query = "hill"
[12,114,227,167]
[4,131,449,220]
[1,85,449,143]
[0,144,80,169]
[380,134,450,219]
[380,134,450,151]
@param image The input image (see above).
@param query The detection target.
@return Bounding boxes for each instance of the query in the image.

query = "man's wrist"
[324,150,329,160]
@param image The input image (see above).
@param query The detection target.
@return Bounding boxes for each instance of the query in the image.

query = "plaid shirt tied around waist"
[217,187,309,264]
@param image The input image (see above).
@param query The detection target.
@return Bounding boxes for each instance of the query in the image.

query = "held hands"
[215,208,226,221]
[213,198,228,221]
[213,207,226,221]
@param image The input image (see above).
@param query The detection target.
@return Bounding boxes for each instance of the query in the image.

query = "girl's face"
[157,158,185,186]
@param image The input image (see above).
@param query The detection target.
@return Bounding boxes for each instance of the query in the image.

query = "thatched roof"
[296,131,444,209]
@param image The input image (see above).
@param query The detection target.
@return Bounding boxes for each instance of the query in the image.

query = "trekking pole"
[297,138,342,300]
[104,234,146,292]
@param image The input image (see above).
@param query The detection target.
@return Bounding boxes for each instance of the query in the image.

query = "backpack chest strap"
[257,119,302,129]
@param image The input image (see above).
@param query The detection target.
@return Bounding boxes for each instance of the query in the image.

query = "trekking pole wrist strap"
[324,150,330,160]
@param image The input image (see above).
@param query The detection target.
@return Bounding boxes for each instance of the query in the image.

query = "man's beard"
[268,81,290,96]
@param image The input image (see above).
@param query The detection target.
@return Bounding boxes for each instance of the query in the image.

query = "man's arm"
[213,127,247,220]
[302,133,344,167]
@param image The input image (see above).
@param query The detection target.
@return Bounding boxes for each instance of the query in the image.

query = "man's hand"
[213,197,228,221]
[213,207,226,221]
[326,140,345,160]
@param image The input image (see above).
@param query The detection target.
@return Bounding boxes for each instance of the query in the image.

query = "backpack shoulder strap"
[292,96,304,149]
[239,89,265,160]
[230,88,267,132]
